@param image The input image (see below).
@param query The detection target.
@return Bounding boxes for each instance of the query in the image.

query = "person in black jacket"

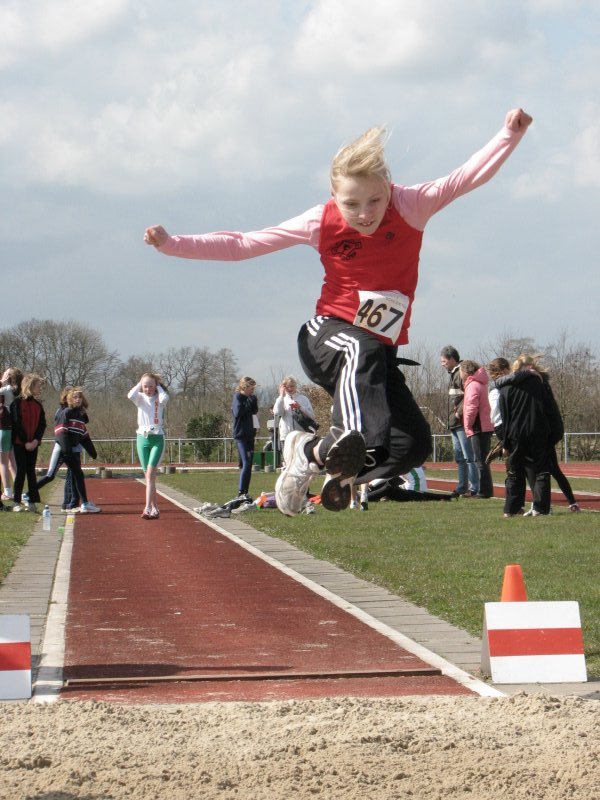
[10,373,46,513]
[232,377,258,499]
[499,355,564,517]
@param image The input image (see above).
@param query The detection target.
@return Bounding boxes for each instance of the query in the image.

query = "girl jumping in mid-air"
[128,373,169,519]
[145,108,532,516]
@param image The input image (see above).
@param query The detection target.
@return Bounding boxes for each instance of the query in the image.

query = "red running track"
[61,478,471,703]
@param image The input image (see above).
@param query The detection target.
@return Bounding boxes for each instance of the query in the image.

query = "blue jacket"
[231,393,258,440]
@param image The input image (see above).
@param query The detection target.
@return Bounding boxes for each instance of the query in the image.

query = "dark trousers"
[470,431,494,498]
[235,438,254,495]
[298,318,432,484]
[13,444,40,504]
[548,448,576,505]
[37,452,88,503]
[504,442,552,515]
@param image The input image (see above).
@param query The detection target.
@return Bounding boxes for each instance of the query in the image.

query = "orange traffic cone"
[500,564,527,602]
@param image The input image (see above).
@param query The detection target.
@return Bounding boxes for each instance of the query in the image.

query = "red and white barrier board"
[0,615,32,699]
[481,601,587,684]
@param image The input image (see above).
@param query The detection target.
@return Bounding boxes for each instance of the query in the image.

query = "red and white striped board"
[481,602,586,684]
[0,615,32,699]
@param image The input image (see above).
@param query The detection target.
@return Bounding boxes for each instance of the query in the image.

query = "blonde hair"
[282,376,297,391]
[21,373,44,398]
[141,371,162,385]
[238,376,257,393]
[512,353,548,375]
[3,367,23,394]
[66,386,89,409]
[330,127,391,190]
[487,357,510,381]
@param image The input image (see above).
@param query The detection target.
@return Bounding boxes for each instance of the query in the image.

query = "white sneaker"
[13,504,25,512]
[320,430,366,512]
[523,509,545,517]
[231,501,257,514]
[275,431,322,517]
[80,501,102,514]
[350,499,360,510]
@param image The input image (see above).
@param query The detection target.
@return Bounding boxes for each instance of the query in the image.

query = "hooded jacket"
[463,367,494,437]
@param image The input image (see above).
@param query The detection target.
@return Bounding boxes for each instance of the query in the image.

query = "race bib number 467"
[353,290,409,343]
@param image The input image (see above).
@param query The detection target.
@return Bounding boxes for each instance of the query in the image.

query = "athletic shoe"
[150,508,160,519]
[523,509,546,517]
[569,503,581,513]
[13,504,26,512]
[80,501,102,514]
[1,491,14,500]
[302,502,316,515]
[205,507,231,519]
[141,508,152,520]
[231,501,257,515]
[350,499,360,510]
[320,430,366,512]
[275,431,323,517]
[194,502,218,514]
[360,500,369,512]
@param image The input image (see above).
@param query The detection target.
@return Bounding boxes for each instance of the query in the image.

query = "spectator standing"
[0,367,22,502]
[36,387,101,513]
[460,360,495,498]
[498,356,562,517]
[232,377,258,500]
[10,374,46,513]
[440,346,478,497]
[272,377,318,455]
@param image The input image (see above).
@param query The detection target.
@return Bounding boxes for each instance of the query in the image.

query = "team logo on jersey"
[330,239,362,260]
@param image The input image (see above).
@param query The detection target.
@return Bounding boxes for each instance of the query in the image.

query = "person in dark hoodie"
[10,373,46,513]
[232,377,259,500]
[498,354,563,517]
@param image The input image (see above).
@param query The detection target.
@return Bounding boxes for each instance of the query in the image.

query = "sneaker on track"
[320,430,366,512]
[275,431,322,517]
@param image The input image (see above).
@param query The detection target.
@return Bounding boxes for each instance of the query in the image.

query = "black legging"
[13,444,41,504]
[548,448,576,505]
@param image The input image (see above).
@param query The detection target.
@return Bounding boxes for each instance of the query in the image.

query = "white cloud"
[0,0,128,67]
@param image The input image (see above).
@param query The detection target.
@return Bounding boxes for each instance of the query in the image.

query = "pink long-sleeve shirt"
[156,125,525,344]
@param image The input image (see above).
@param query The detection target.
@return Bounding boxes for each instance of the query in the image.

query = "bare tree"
[0,318,118,390]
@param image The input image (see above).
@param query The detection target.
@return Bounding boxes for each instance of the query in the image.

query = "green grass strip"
[160,470,599,677]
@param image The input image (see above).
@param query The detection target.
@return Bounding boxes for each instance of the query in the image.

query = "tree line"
[1,319,598,459]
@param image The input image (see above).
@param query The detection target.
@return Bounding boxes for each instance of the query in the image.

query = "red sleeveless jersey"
[316,192,423,345]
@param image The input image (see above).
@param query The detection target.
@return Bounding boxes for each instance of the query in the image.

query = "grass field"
[159,468,600,677]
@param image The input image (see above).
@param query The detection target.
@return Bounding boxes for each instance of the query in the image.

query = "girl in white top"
[272,376,317,448]
[127,373,169,520]
[0,367,22,500]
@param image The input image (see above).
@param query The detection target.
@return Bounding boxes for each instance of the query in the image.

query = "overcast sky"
[2,0,599,384]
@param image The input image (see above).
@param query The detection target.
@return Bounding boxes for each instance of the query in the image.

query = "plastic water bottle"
[42,505,52,531]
